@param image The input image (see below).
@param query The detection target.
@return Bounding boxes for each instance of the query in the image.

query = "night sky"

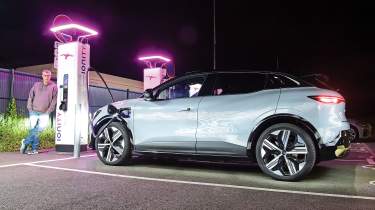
[1,1,375,118]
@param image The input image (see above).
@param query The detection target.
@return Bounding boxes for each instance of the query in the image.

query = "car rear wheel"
[95,122,132,165]
[255,123,316,181]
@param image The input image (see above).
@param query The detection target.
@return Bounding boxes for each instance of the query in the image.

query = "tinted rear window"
[300,76,336,90]
[266,74,312,89]
[211,73,266,96]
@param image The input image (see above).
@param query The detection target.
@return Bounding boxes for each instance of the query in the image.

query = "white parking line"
[362,165,375,170]
[24,163,375,201]
[0,154,96,168]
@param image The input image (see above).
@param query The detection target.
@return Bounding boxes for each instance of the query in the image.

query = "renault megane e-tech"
[91,71,351,181]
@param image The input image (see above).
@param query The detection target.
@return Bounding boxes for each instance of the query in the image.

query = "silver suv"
[91,71,351,181]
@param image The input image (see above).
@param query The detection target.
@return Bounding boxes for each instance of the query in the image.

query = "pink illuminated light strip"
[50,23,98,36]
[138,56,171,62]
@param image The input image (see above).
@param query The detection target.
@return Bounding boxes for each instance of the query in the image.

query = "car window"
[211,73,266,96]
[265,74,282,89]
[300,76,336,90]
[155,76,205,100]
[279,75,301,87]
[266,74,312,89]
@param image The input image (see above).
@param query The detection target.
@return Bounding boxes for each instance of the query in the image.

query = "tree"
[6,97,17,119]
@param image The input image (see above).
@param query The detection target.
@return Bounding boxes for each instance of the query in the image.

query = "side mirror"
[144,89,154,101]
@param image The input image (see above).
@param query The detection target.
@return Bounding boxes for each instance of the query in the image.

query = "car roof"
[152,70,310,91]
[183,70,295,77]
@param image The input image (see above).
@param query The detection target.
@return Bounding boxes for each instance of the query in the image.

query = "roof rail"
[184,70,204,75]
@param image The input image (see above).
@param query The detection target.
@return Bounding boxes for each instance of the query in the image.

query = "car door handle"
[178,108,191,112]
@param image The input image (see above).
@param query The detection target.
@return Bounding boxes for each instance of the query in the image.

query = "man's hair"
[42,69,52,75]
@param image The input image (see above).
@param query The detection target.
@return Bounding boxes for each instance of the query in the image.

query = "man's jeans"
[24,112,49,151]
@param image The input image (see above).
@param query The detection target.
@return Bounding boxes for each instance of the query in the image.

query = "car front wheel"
[255,123,316,181]
[96,122,132,165]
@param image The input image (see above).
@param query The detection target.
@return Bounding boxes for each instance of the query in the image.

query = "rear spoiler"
[299,73,339,92]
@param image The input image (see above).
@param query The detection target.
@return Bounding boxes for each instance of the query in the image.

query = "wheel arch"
[247,114,321,160]
[93,116,134,145]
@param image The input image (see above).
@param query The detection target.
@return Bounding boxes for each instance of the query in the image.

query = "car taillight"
[308,95,345,104]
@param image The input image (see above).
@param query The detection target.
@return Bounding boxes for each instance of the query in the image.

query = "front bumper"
[319,130,351,161]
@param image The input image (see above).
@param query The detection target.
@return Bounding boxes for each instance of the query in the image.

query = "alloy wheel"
[260,129,308,176]
[97,126,126,163]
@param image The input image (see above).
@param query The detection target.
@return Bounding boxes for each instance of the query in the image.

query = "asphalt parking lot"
[0,142,375,210]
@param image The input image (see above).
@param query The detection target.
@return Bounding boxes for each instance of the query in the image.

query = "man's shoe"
[27,150,38,155]
[20,139,26,154]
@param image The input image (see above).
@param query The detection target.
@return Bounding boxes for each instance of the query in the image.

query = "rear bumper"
[319,130,351,161]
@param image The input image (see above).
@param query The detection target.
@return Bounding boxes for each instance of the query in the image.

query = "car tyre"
[96,122,132,165]
[349,125,359,142]
[255,123,316,181]
[89,134,96,150]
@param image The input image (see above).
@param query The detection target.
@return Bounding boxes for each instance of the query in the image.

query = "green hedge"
[0,115,55,152]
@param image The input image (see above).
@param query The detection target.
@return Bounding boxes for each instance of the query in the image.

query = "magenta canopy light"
[138,55,171,68]
[50,23,98,42]
[138,55,171,62]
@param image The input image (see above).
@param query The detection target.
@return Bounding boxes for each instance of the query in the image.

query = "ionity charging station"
[138,55,174,90]
[50,15,98,156]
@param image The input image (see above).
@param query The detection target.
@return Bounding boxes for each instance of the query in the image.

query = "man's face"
[42,72,51,84]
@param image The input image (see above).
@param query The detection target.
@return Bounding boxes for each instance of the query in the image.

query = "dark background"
[1,1,374,119]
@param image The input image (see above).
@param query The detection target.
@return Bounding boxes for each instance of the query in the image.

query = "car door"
[196,73,281,156]
[133,75,207,153]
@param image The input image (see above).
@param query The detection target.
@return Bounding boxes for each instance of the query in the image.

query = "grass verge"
[0,115,55,152]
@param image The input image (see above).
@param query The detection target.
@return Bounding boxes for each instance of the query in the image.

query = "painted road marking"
[362,165,375,170]
[363,144,375,158]
[350,148,369,153]
[0,154,96,168]
[336,159,366,162]
[337,143,375,164]
[370,181,375,186]
[361,144,375,165]
[24,163,375,201]
[367,156,375,165]
[362,144,375,155]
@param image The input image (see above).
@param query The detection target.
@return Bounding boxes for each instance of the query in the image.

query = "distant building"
[16,63,143,93]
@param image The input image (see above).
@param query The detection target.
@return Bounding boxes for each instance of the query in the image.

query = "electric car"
[91,71,351,181]
[348,119,373,141]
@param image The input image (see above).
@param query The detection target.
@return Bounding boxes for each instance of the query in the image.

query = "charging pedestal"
[50,16,98,156]
[143,67,167,90]
[55,41,90,152]
[138,55,174,90]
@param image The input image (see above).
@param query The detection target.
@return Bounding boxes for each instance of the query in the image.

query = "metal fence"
[0,68,142,115]
[88,85,142,113]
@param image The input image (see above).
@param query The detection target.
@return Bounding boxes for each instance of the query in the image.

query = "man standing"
[20,69,57,154]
